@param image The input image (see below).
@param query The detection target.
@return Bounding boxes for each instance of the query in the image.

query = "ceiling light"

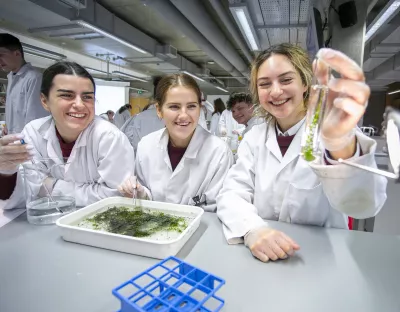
[24,51,60,61]
[84,67,108,75]
[365,0,400,42]
[74,20,147,54]
[128,87,149,92]
[182,71,205,82]
[230,6,260,51]
[388,89,400,95]
[112,71,148,82]
[207,61,215,65]
[215,86,229,93]
[22,43,66,60]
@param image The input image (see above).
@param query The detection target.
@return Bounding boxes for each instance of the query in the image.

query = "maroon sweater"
[168,141,187,171]
[0,131,75,200]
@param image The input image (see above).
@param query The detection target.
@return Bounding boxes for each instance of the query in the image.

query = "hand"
[314,48,370,157]
[2,124,7,136]
[244,226,300,262]
[118,176,147,199]
[0,134,33,174]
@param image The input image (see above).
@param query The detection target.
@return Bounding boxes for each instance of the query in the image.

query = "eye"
[281,78,293,84]
[188,104,198,109]
[258,82,271,88]
[82,95,94,101]
[60,93,73,99]
[169,105,179,110]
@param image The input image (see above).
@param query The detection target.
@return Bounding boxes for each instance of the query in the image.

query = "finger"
[276,236,294,256]
[0,144,33,155]
[264,244,279,261]
[281,233,300,250]
[313,58,330,86]
[328,78,370,105]
[270,240,288,259]
[316,48,364,81]
[333,98,366,120]
[0,134,24,146]
[251,248,269,263]
[0,152,31,163]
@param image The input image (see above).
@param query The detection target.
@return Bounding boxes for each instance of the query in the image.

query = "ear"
[303,84,309,95]
[156,103,163,119]
[40,94,51,112]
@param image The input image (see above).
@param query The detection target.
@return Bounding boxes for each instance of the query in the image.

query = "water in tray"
[27,196,76,225]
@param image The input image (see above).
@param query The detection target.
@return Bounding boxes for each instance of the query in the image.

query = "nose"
[72,95,85,108]
[270,82,283,98]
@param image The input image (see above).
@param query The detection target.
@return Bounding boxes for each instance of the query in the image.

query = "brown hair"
[155,73,201,108]
[213,98,226,115]
[250,43,313,120]
[227,92,252,110]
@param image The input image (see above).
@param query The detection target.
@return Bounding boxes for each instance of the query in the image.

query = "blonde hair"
[250,43,313,120]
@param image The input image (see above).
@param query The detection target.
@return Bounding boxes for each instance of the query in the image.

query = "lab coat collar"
[276,117,305,136]
[266,119,305,166]
[158,125,208,160]
[8,62,33,78]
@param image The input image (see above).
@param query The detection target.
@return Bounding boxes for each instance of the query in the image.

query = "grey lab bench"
[0,212,400,312]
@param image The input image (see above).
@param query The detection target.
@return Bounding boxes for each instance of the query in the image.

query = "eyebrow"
[166,102,198,105]
[257,71,296,81]
[57,89,94,95]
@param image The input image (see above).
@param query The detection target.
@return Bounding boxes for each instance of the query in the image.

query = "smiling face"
[41,74,95,143]
[231,102,253,125]
[157,86,200,148]
[257,54,308,130]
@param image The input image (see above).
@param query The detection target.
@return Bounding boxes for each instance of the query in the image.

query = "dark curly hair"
[227,92,252,110]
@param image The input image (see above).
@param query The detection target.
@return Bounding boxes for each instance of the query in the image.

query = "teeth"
[176,122,189,126]
[272,99,288,105]
[68,113,85,118]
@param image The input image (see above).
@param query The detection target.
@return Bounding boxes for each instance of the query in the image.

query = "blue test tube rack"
[112,256,225,312]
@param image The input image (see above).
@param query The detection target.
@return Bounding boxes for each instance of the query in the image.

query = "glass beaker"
[22,158,76,225]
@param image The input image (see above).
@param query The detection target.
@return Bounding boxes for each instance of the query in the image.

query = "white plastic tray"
[56,197,204,259]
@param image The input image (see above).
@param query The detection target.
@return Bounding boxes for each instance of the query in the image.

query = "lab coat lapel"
[40,119,64,167]
[277,123,305,173]
[265,121,283,162]
[158,129,173,172]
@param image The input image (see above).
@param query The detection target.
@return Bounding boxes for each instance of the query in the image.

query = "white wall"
[95,81,129,115]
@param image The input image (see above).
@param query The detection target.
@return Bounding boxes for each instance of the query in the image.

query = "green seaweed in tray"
[82,206,188,238]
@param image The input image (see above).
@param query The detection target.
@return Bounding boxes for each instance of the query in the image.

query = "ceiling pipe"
[207,0,253,63]
[170,0,250,75]
[143,0,248,85]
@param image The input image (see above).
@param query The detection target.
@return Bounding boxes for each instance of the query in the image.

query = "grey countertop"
[1,212,400,312]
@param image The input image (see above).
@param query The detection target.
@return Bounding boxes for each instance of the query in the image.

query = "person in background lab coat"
[99,110,114,123]
[210,98,226,135]
[113,104,132,128]
[121,76,165,153]
[217,44,387,262]
[0,62,134,209]
[227,92,263,138]
[119,73,234,211]
[198,92,214,131]
[0,33,49,135]
[218,107,244,138]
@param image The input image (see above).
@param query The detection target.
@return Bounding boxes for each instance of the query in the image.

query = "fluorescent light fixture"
[112,71,148,82]
[388,89,400,95]
[365,0,400,42]
[74,20,147,54]
[84,67,108,75]
[22,43,66,60]
[24,51,60,61]
[182,71,205,82]
[215,86,229,93]
[230,6,260,51]
[128,87,149,92]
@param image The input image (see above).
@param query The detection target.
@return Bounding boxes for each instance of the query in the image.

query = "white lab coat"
[5,63,49,133]
[210,112,222,135]
[219,109,244,137]
[114,109,131,129]
[136,126,234,211]
[217,121,387,243]
[198,100,214,131]
[241,116,265,138]
[1,116,135,210]
[121,104,165,153]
